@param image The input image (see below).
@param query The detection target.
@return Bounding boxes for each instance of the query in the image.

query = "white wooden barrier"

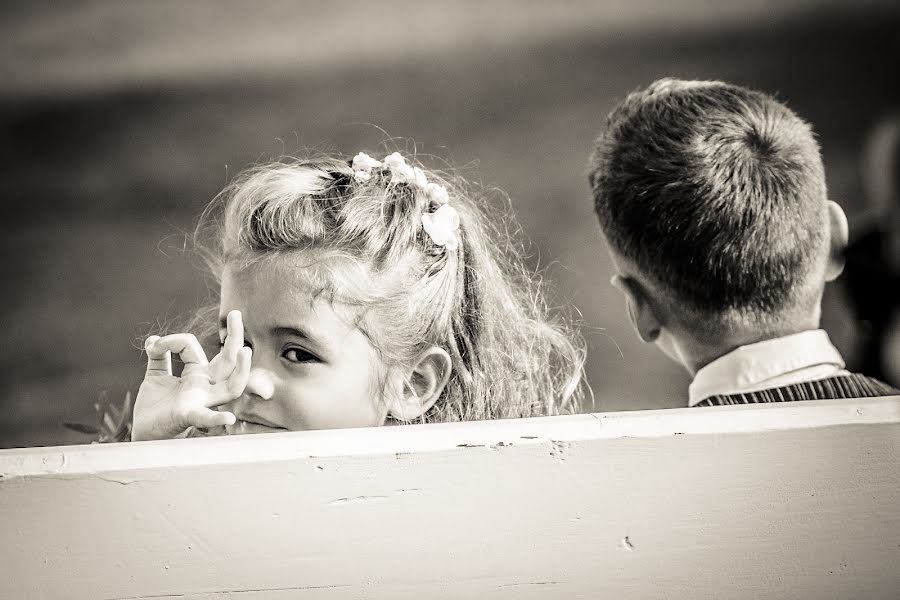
[2,397,899,599]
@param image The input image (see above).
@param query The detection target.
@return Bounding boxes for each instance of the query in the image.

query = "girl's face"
[217,260,389,433]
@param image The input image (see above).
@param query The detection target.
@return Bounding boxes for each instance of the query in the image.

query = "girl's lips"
[227,416,287,435]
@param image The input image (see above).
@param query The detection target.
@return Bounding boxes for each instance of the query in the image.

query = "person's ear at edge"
[825,200,849,282]
[611,274,662,344]
[386,346,452,422]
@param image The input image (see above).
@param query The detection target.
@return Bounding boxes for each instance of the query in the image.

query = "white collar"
[688,329,846,406]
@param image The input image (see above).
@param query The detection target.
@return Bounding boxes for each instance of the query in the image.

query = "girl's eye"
[283,347,317,363]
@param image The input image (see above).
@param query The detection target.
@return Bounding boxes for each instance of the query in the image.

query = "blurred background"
[2,0,898,448]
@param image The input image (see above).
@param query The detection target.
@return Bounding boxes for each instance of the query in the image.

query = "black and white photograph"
[2,1,899,597]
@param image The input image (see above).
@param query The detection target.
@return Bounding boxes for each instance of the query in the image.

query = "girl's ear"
[386,347,452,422]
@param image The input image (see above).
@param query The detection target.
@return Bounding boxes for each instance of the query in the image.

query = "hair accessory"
[352,152,382,182]
[421,204,460,251]
[382,152,427,187]
[425,182,449,205]
[352,151,459,250]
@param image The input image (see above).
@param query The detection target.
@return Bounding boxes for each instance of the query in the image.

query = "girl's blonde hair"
[194,151,586,422]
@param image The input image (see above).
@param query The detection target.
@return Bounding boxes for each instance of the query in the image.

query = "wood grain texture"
[2,397,899,599]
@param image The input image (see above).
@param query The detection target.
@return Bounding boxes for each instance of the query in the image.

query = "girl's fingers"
[209,310,244,381]
[206,348,251,407]
[146,333,209,377]
[185,407,236,430]
[144,335,172,376]
[226,347,252,398]
[222,310,244,363]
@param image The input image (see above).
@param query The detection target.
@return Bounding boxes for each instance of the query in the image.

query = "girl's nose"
[244,367,275,400]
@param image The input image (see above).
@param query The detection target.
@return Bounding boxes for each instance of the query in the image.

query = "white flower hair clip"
[421,204,460,251]
[351,151,460,251]
[352,152,382,183]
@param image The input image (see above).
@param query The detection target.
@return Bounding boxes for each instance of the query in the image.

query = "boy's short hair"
[589,78,829,329]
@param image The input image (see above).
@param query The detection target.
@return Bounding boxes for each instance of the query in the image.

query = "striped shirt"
[694,373,899,406]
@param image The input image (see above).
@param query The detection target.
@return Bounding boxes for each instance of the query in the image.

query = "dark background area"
[2,1,898,448]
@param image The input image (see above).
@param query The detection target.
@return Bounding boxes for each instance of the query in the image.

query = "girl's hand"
[132,310,252,441]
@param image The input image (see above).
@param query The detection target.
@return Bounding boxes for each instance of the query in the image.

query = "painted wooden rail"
[2,397,899,599]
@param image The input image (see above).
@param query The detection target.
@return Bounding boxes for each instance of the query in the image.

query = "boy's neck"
[680,319,821,376]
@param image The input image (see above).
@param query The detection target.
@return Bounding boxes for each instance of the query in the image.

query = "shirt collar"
[688,329,846,406]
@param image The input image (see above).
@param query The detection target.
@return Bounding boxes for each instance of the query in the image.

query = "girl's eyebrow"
[217,316,329,353]
[272,326,312,340]
[272,326,328,353]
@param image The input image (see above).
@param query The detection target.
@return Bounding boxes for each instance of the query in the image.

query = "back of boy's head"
[196,151,585,422]
[588,78,830,334]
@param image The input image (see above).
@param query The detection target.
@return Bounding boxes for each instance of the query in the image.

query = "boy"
[588,78,898,406]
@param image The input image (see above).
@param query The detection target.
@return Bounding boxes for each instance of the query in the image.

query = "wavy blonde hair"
[193,151,586,422]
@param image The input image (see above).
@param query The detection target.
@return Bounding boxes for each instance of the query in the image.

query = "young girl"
[132,150,586,441]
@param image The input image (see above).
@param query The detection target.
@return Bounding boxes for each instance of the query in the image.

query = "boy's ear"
[611,275,662,343]
[386,347,452,422]
[825,200,849,282]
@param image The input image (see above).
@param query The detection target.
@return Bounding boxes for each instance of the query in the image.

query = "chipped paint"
[550,440,570,461]
[328,496,389,505]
